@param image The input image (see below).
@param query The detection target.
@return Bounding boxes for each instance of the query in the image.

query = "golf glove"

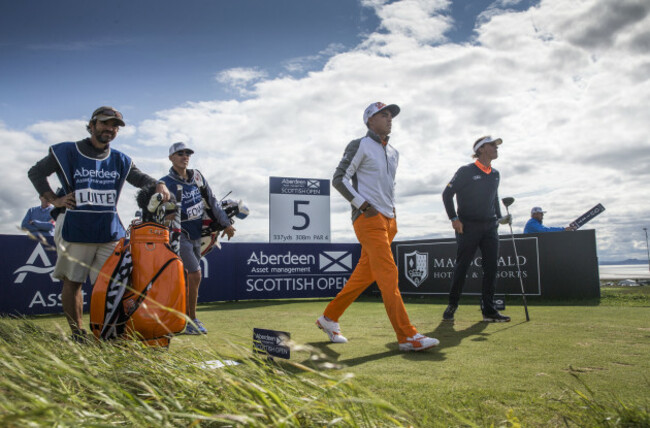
[498,214,512,225]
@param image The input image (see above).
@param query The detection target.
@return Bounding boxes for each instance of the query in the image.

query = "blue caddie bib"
[160,170,205,240]
[51,142,132,243]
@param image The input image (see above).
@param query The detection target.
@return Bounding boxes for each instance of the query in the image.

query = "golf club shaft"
[504,206,530,321]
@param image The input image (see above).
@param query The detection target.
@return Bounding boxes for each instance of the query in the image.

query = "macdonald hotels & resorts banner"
[392,229,600,299]
[396,236,541,296]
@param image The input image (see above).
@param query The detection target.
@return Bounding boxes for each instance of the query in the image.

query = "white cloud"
[26,120,87,146]
[215,67,268,96]
[283,43,347,74]
[372,0,453,44]
[8,0,650,260]
[0,124,60,230]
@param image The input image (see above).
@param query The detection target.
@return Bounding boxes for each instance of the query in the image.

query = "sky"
[1,0,649,262]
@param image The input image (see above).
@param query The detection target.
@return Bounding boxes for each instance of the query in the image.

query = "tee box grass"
[3,287,649,426]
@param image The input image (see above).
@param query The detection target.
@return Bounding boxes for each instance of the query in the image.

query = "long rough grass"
[560,374,650,428]
[0,320,411,427]
[2,287,649,427]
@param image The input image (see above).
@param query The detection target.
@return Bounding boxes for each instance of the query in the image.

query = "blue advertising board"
[0,229,598,316]
[0,234,360,315]
[199,243,360,301]
[1,235,93,315]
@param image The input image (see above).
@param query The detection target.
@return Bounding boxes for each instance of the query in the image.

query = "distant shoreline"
[599,264,650,280]
[600,259,649,265]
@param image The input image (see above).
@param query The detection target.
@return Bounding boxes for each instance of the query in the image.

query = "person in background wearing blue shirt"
[21,195,55,238]
[524,207,575,234]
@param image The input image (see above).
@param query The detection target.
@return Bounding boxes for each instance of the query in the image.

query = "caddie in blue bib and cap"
[160,142,236,335]
[28,106,171,340]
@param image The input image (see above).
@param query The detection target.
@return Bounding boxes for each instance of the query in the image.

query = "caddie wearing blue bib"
[50,140,132,243]
[28,106,171,341]
[160,142,235,335]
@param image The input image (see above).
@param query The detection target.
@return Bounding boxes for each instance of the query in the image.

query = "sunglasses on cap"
[175,150,193,157]
[92,108,123,120]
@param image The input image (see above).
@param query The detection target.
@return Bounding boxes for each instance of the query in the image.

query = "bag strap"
[122,256,181,319]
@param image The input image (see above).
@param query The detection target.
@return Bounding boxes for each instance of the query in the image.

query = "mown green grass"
[600,285,650,306]
[4,288,649,427]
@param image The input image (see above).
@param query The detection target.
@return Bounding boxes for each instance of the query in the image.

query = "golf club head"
[502,197,515,208]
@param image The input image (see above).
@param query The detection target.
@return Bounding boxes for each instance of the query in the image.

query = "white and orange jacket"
[332,130,398,223]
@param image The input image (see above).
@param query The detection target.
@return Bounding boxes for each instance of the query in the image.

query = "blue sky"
[0,0,536,126]
[2,0,649,261]
[1,1,380,126]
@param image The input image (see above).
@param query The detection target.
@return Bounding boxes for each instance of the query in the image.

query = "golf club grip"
[175,185,182,205]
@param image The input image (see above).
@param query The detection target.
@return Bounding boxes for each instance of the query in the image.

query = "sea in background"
[599,264,650,280]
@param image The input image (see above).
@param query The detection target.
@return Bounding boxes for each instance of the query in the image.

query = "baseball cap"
[169,142,194,156]
[473,135,502,152]
[531,207,546,214]
[91,106,125,127]
[363,102,400,125]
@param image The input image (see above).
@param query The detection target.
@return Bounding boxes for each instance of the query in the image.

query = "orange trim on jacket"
[474,159,492,174]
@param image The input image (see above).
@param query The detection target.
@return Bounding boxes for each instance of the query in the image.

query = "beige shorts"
[52,212,118,284]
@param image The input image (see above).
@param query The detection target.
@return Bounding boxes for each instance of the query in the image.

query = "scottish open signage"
[241,243,359,299]
[269,176,330,243]
[253,328,291,359]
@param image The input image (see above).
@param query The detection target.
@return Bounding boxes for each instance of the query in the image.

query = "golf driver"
[501,197,530,321]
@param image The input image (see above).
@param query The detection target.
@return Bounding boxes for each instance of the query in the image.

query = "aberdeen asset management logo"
[404,251,428,287]
[319,251,352,272]
[13,242,59,284]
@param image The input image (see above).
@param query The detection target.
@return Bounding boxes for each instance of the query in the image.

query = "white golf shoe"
[398,333,439,352]
[316,315,348,343]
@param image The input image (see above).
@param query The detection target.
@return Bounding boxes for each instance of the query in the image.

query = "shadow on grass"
[299,342,399,368]
[393,321,490,362]
[297,320,512,368]
[391,293,602,306]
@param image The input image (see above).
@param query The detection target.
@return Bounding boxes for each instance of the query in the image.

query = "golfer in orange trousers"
[316,101,439,351]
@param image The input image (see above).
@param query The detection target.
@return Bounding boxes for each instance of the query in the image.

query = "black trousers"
[448,221,499,315]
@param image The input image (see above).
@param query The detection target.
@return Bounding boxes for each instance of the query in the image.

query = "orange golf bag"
[90,222,186,347]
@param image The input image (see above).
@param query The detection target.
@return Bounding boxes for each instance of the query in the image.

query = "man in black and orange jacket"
[442,135,511,323]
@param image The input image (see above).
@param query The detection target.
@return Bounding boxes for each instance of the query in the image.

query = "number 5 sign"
[269,177,330,243]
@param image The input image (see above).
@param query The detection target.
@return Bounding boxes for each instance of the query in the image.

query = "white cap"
[531,206,546,214]
[473,135,503,152]
[169,142,194,156]
[363,102,400,125]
